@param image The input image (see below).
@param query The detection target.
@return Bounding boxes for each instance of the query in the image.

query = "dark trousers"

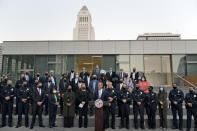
[103,105,116,129]
[17,101,29,126]
[49,105,57,126]
[15,97,18,114]
[120,103,130,128]
[64,117,74,127]
[79,109,88,128]
[171,104,183,129]
[133,104,144,128]
[159,106,167,128]
[186,108,197,130]
[1,101,13,126]
[146,105,156,128]
[30,104,43,127]
[44,96,48,115]
[60,97,63,115]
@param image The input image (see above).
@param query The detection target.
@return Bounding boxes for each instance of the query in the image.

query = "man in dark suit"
[30,82,45,129]
[24,70,33,87]
[84,72,92,91]
[49,70,57,87]
[67,69,75,83]
[89,75,98,116]
[59,75,69,115]
[130,67,139,84]
[43,77,54,115]
[92,65,101,79]
[71,72,80,92]
[79,67,87,80]
[119,68,126,79]
[32,72,42,83]
[41,71,49,84]
[106,67,113,81]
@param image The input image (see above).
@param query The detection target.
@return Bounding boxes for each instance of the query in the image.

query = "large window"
[144,55,172,86]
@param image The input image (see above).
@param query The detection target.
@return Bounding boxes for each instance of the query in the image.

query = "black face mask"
[189,90,193,93]
[133,69,136,72]
[148,89,152,92]
[37,75,40,77]
[8,84,11,87]
[71,70,74,73]
[45,74,48,76]
[24,84,27,87]
[26,73,29,75]
[93,78,97,80]
[38,86,42,88]
[64,79,67,82]
[173,86,177,90]
[136,86,140,90]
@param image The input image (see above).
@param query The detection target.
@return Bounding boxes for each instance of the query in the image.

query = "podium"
[94,99,110,131]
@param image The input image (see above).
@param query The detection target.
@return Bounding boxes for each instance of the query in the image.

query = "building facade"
[137,33,181,40]
[1,40,197,86]
[73,6,95,40]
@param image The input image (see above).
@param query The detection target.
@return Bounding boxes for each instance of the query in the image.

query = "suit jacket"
[92,69,101,79]
[44,82,54,94]
[94,89,105,101]
[32,87,45,105]
[106,72,113,81]
[79,72,87,80]
[67,72,75,82]
[89,80,98,94]
[130,72,139,83]
[84,76,92,88]
[119,72,126,79]
[50,75,57,87]
[59,79,69,93]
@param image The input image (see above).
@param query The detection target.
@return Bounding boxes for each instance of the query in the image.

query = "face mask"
[38,86,42,88]
[189,90,193,93]
[160,88,163,91]
[141,78,145,81]
[71,70,74,73]
[109,70,112,72]
[45,73,48,76]
[24,84,27,87]
[8,84,11,87]
[173,86,177,90]
[93,77,97,80]
[83,69,85,72]
[81,87,86,90]
[148,88,152,92]
[53,90,57,94]
[64,79,67,82]
[136,86,140,90]
[37,75,40,77]
[133,69,136,72]
[76,75,79,78]
[26,73,29,75]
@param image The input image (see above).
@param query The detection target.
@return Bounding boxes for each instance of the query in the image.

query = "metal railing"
[173,73,197,89]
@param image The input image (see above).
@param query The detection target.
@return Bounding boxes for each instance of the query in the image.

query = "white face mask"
[160,88,163,91]
[53,90,57,94]
[141,78,145,81]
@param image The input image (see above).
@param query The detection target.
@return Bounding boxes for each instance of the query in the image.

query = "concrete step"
[0,115,195,128]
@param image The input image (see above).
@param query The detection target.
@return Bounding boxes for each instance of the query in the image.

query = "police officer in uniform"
[0,75,8,113]
[16,81,32,128]
[118,83,132,129]
[1,80,15,127]
[132,84,145,129]
[169,83,184,130]
[145,86,157,129]
[102,82,117,129]
[185,87,197,131]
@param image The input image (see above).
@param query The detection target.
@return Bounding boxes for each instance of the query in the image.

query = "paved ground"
[0,127,188,131]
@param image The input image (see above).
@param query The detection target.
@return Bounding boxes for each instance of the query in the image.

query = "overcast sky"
[0,0,197,42]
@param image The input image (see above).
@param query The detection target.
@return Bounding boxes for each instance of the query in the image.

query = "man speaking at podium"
[94,82,105,131]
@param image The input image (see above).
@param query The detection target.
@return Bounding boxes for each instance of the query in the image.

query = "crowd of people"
[0,66,197,131]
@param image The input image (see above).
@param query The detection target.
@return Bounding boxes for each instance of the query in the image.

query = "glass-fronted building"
[1,40,197,86]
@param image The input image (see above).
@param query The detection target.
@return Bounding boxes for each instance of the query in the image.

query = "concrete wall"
[2,40,197,55]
